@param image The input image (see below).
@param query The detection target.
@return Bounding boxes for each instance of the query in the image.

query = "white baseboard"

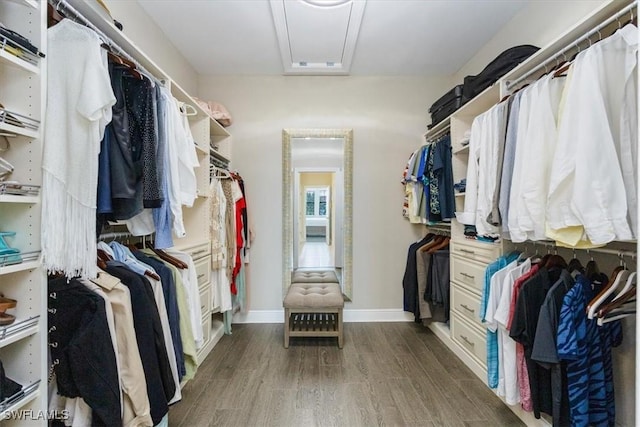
[233,309,414,324]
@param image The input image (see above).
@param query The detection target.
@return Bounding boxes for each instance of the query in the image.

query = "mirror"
[282,129,353,300]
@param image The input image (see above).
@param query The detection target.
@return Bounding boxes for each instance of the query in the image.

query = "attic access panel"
[270,0,367,75]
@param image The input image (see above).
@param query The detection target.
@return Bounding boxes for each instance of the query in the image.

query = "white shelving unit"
[419,2,636,426]
[0,0,46,423]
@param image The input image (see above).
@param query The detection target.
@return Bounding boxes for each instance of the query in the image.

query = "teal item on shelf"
[0,232,22,266]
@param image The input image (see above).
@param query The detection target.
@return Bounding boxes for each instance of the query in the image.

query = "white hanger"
[587,269,630,319]
[613,271,636,301]
[180,103,198,117]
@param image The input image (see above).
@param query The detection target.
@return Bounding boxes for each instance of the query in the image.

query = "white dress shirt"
[547,24,637,244]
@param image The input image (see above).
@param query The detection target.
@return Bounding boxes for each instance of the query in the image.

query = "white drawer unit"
[451,255,486,294]
[194,255,212,289]
[187,242,210,261]
[451,285,483,329]
[451,313,487,368]
[196,314,212,364]
[451,240,501,264]
[199,284,212,318]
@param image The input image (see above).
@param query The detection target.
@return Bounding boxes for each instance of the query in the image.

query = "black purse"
[0,359,22,401]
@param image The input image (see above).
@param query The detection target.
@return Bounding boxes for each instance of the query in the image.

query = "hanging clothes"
[48,277,121,426]
[42,19,116,279]
[103,264,175,425]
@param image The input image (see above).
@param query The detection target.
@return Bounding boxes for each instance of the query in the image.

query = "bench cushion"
[291,270,339,283]
[284,283,344,308]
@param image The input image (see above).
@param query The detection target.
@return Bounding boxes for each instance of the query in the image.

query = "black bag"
[462,45,539,101]
[428,84,465,128]
[0,359,22,401]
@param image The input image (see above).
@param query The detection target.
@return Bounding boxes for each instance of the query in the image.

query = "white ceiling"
[136,0,528,76]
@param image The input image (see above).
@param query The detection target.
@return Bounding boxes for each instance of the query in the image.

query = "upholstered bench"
[283,282,344,348]
[291,269,339,283]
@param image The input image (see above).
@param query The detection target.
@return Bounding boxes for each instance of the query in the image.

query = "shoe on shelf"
[0,296,16,326]
[0,232,22,267]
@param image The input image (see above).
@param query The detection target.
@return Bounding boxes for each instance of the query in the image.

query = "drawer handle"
[460,272,475,279]
[192,249,207,256]
[197,274,206,280]
[459,248,476,255]
[460,304,475,314]
[201,305,206,311]
[460,335,475,347]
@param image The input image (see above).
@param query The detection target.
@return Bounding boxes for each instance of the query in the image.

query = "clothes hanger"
[613,271,637,301]
[426,236,450,254]
[105,47,143,80]
[587,268,631,319]
[597,287,636,321]
[179,103,198,117]
[151,248,188,269]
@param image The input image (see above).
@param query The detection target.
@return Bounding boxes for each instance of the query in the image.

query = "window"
[305,187,329,217]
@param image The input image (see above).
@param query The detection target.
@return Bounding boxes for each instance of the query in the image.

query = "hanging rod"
[98,231,141,241]
[425,127,450,144]
[513,240,636,259]
[506,2,636,91]
[48,0,160,84]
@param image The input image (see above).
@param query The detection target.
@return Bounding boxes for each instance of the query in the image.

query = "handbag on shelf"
[0,359,22,402]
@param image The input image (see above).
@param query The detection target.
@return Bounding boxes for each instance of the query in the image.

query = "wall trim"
[233,309,414,324]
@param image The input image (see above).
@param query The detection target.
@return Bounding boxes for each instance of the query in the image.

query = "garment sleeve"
[509,282,529,344]
[531,296,559,367]
[77,36,116,122]
[456,115,482,225]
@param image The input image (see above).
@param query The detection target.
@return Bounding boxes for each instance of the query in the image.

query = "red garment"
[508,264,539,413]
[230,195,246,295]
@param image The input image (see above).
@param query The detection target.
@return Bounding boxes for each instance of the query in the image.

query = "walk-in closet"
[0,0,636,425]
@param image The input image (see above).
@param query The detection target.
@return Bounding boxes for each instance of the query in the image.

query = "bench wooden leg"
[284,308,290,348]
[337,309,343,349]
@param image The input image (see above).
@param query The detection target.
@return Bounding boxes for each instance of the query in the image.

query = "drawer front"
[197,315,212,361]
[451,256,486,293]
[200,285,212,317]
[451,285,483,329]
[451,240,500,264]
[452,313,487,367]
[194,255,212,289]
[187,243,210,261]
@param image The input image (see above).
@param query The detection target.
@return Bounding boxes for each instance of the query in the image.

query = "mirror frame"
[282,128,353,300]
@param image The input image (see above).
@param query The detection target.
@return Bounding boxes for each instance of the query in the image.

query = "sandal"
[0,313,15,326]
[0,296,16,326]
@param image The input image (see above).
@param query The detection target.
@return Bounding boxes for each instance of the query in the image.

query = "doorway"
[294,168,342,269]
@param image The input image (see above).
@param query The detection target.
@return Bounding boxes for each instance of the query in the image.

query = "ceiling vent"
[270,0,367,75]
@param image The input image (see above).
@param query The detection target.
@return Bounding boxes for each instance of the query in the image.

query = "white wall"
[198,75,449,311]
[452,0,609,82]
[104,0,198,93]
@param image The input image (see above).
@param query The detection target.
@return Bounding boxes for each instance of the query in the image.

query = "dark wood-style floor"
[168,322,525,427]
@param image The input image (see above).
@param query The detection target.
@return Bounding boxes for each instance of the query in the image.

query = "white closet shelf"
[424,117,450,140]
[0,317,39,349]
[0,194,39,204]
[209,117,230,138]
[210,148,230,164]
[194,144,208,155]
[0,122,39,140]
[0,49,39,75]
[0,381,41,420]
[0,260,40,276]
[453,144,470,155]
[7,0,38,8]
